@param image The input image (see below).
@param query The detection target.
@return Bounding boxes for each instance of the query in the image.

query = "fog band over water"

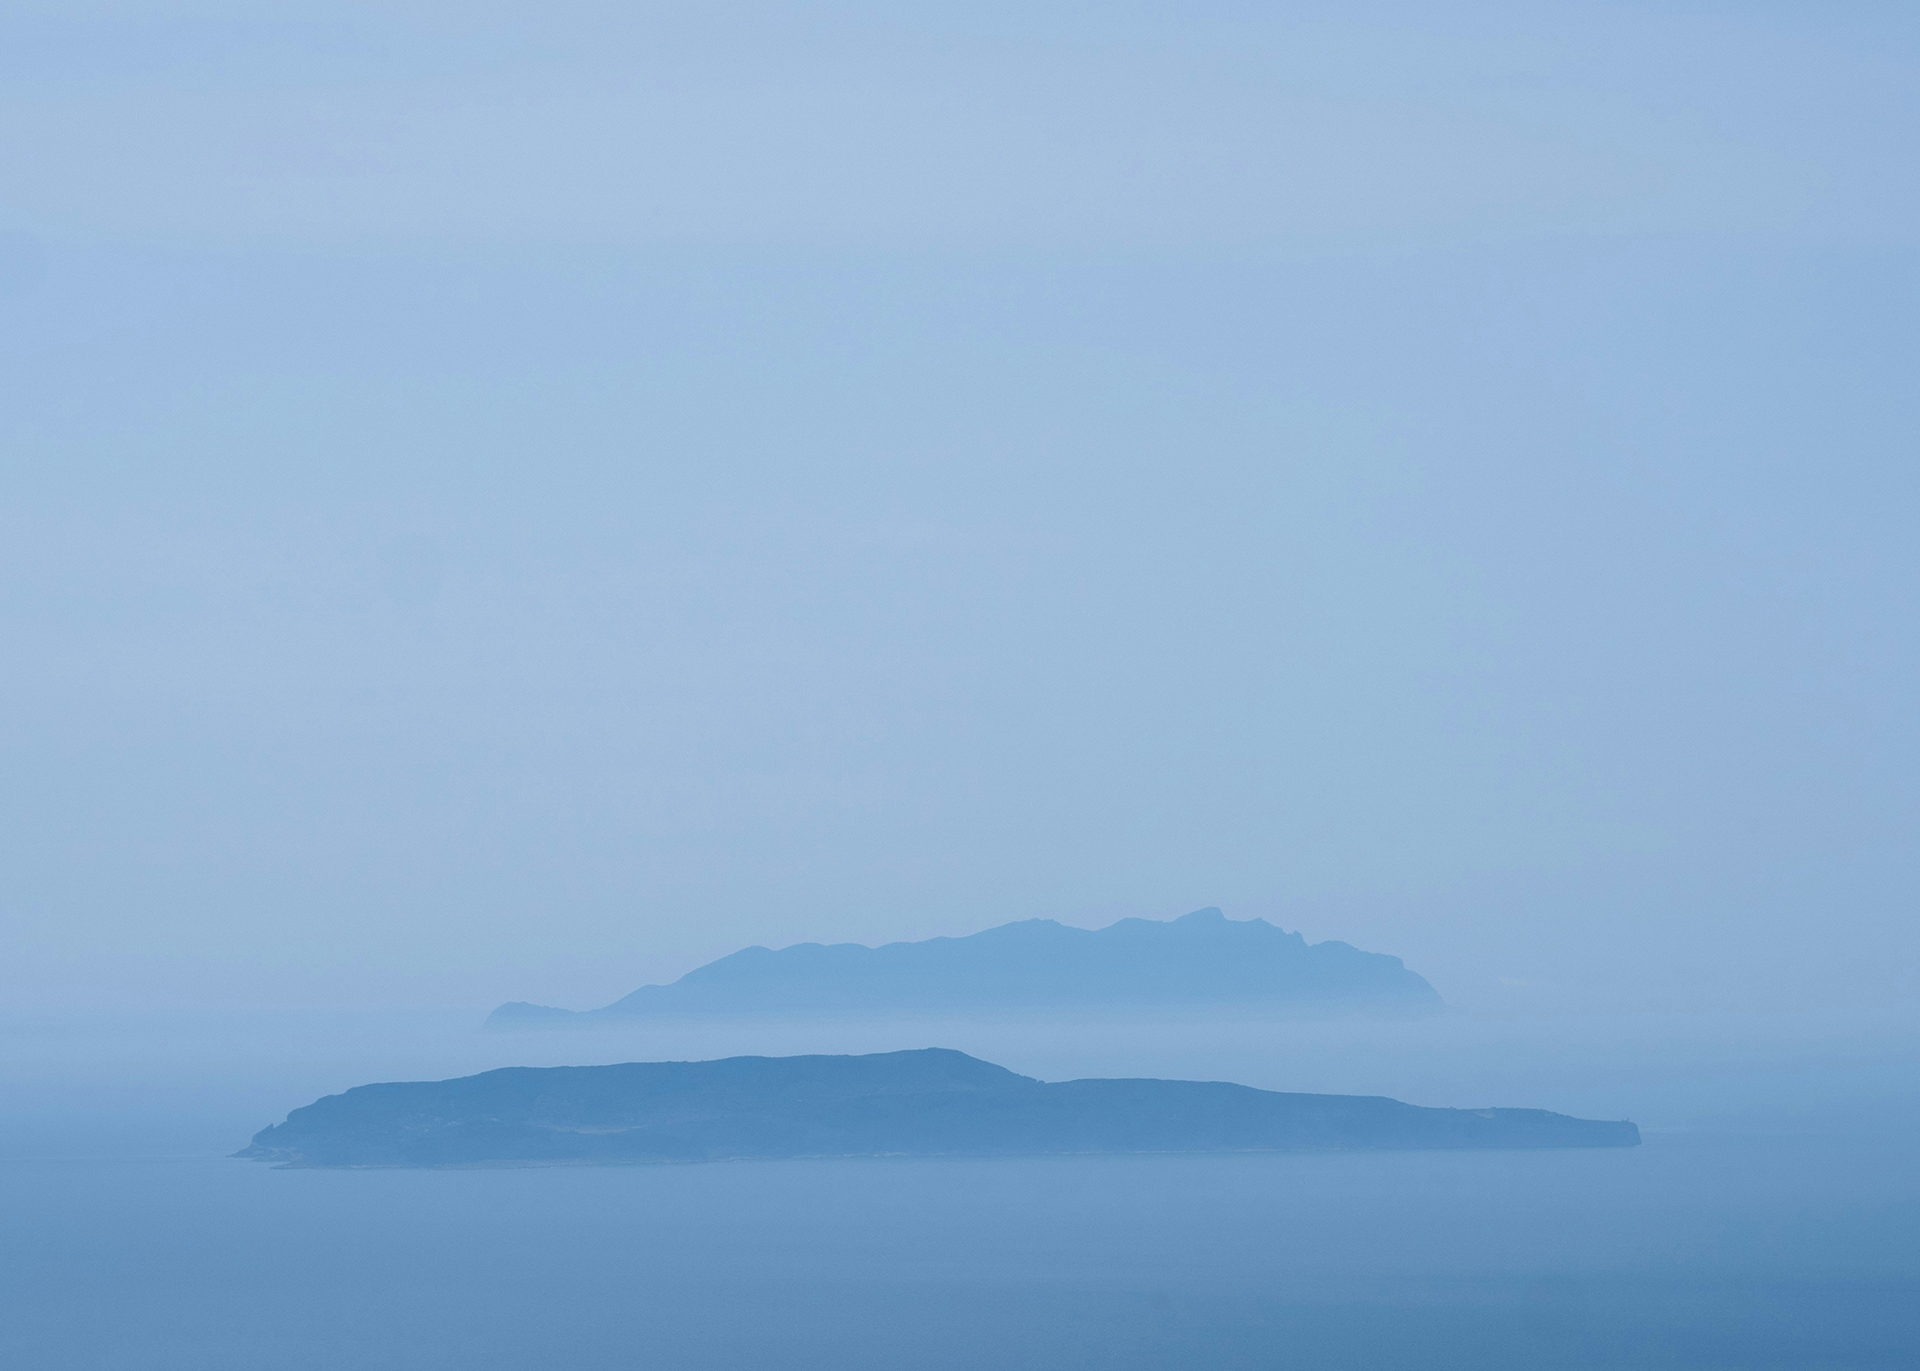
[2,3,1916,1368]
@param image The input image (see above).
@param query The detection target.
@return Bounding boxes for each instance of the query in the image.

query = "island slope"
[237,1048,1638,1167]
[488,908,1440,1028]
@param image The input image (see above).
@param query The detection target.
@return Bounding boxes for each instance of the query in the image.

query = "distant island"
[487,908,1441,1029]
[236,1049,1638,1167]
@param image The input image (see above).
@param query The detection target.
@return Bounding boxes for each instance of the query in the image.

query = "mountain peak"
[486,909,1440,1029]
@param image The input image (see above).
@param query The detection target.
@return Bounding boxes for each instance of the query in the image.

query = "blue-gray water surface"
[4,1133,1916,1370]
[5,1009,1917,1369]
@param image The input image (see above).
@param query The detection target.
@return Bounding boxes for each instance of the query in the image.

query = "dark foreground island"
[237,1049,1639,1167]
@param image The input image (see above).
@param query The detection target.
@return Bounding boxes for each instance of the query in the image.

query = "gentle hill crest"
[236,1048,1636,1167]
[488,908,1441,1029]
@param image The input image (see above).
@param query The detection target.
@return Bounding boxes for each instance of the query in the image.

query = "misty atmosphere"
[3,3,1918,1368]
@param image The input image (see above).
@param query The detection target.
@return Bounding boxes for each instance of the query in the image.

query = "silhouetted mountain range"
[487,908,1440,1028]
[236,1048,1637,1167]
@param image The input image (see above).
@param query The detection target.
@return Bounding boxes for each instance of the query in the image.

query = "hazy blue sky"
[2,1,1916,1016]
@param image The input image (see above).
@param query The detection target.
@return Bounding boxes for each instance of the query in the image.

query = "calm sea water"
[4,1009,1916,1369]
[3,1133,1915,1369]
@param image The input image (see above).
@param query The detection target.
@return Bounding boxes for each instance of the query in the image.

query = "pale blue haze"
[1,6,1917,1365]
[2,1,1916,1015]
